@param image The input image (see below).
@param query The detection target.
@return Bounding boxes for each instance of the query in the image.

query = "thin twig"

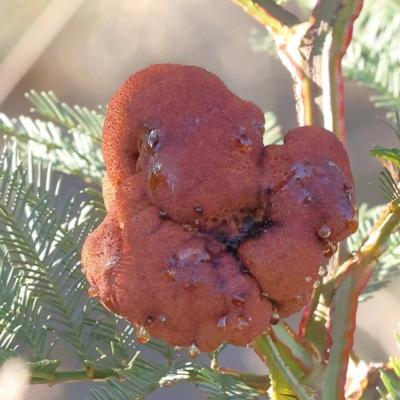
[262,334,313,400]
[329,0,364,144]
[231,0,301,34]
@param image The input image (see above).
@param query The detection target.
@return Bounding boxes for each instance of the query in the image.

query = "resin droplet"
[188,343,200,359]
[318,225,331,239]
[236,134,252,152]
[147,316,154,325]
[217,316,227,328]
[147,129,162,153]
[318,265,328,277]
[238,316,249,329]
[174,346,184,350]
[306,276,312,283]
[148,170,168,191]
[232,294,246,306]
[165,267,177,282]
[263,327,271,335]
[313,280,321,289]
[88,287,98,298]
[270,312,280,325]
[323,241,338,258]
[183,223,193,232]
[194,206,203,214]
[136,324,150,344]
[158,314,166,322]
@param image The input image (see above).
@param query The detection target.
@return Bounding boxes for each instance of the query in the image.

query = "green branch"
[30,367,122,386]
[329,0,364,144]
[216,367,271,394]
[232,0,301,34]
[29,363,271,395]
[254,334,314,400]
[322,202,400,399]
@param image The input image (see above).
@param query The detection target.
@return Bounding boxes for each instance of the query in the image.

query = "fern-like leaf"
[377,326,400,399]
[342,0,400,118]
[194,366,261,400]
[26,90,104,142]
[347,204,400,301]
[0,113,104,185]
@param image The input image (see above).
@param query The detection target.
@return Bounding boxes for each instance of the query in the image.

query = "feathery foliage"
[346,204,400,301]
[346,112,400,301]
[377,326,400,399]
[0,91,278,399]
[0,91,104,185]
[1,1,400,397]
[343,0,400,119]
[252,0,400,120]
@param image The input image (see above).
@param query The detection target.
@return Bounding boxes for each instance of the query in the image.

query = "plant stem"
[30,367,122,386]
[254,334,314,400]
[30,364,270,394]
[232,0,300,34]
[216,367,271,394]
[321,203,400,399]
[328,0,364,143]
[232,0,364,143]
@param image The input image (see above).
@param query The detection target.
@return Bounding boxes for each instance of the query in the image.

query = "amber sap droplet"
[217,316,227,328]
[232,294,246,306]
[270,312,280,325]
[323,241,338,258]
[254,121,265,134]
[238,316,249,329]
[306,276,312,283]
[188,343,201,359]
[165,266,177,282]
[136,324,150,344]
[318,265,328,277]
[236,135,252,152]
[183,223,193,232]
[313,280,321,289]
[148,171,167,191]
[345,219,358,233]
[88,287,98,298]
[318,225,331,239]
[147,129,162,154]
[263,327,271,335]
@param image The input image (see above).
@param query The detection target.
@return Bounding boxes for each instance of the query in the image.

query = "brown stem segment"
[232,0,300,34]
[232,0,364,144]
[322,203,400,399]
[30,365,271,394]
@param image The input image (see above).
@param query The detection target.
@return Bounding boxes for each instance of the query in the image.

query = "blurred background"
[0,0,399,398]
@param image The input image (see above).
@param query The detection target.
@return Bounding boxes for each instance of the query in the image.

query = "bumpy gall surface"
[82,64,358,352]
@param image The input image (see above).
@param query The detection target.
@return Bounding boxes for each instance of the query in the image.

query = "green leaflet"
[370,146,400,169]
[377,326,400,400]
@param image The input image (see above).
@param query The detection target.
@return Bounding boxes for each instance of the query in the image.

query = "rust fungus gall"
[81,64,358,352]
